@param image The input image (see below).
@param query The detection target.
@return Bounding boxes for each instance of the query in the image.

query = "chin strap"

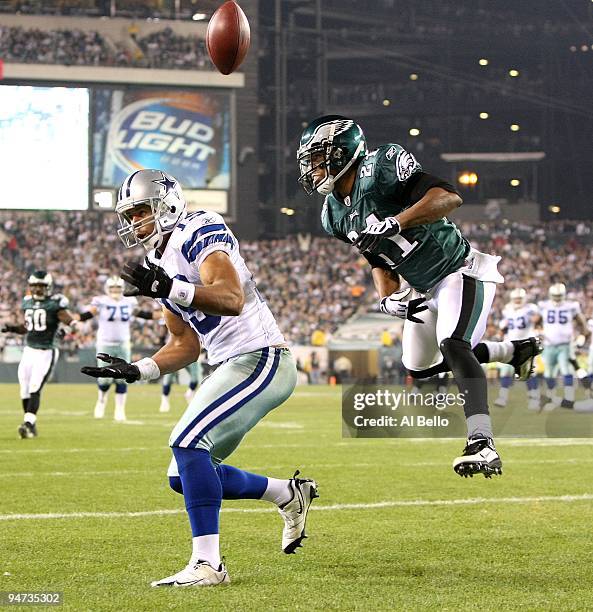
[316,140,366,195]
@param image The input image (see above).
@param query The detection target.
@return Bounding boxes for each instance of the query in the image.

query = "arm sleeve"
[135,310,155,320]
[403,172,460,205]
[79,311,94,322]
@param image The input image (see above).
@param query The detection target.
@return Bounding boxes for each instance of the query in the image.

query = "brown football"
[206,1,251,75]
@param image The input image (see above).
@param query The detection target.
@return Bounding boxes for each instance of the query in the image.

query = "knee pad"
[439,336,472,357]
[115,382,127,394]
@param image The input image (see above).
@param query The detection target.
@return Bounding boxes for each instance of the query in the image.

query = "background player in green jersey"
[1,271,78,438]
[297,115,542,478]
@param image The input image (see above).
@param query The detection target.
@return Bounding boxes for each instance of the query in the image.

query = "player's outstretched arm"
[77,305,98,322]
[150,309,202,375]
[1,321,27,334]
[395,187,462,231]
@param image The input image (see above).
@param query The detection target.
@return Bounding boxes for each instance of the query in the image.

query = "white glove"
[380,288,428,324]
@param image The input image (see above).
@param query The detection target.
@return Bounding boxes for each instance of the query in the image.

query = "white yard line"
[1,493,593,522]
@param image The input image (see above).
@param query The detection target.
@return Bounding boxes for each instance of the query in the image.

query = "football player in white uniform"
[538,283,590,410]
[81,170,318,588]
[78,276,159,421]
[494,289,541,410]
[160,360,201,413]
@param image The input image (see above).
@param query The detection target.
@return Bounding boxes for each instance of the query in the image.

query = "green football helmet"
[297,115,367,195]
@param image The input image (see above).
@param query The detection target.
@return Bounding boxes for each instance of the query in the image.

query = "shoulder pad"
[53,294,69,308]
[372,144,422,195]
[320,199,336,237]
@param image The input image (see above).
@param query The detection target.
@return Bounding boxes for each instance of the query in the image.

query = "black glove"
[81,353,141,383]
[1,324,21,333]
[354,216,401,252]
[121,260,173,299]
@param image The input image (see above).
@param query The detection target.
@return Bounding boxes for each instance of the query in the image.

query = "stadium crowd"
[0,24,210,69]
[1,212,592,354]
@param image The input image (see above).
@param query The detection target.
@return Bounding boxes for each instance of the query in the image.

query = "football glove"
[380,289,428,324]
[355,216,401,252]
[121,260,173,299]
[81,353,141,383]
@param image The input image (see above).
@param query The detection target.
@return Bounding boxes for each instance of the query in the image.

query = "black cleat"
[560,399,574,409]
[509,337,543,381]
[453,436,502,478]
[17,422,37,439]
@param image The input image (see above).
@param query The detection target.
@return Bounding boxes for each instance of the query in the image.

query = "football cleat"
[94,401,106,419]
[18,422,37,439]
[278,470,319,554]
[493,397,507,408]
[527,399,540,411]
[453,436,502,478]
[151,559,230,588]
[159,397,170,413]
[560,399,574,409]
[509,337,543,381]
[184,388,196,404]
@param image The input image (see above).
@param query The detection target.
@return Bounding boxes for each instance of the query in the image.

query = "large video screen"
[92,88,231,190]
[0,85,89,210]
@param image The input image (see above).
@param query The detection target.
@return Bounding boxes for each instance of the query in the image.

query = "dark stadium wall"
[231,0,260,241]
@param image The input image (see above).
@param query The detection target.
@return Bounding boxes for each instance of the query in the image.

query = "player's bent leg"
[160,373,172,413]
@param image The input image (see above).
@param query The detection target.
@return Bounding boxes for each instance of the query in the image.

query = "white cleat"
[94,402,106,419]
[151,560,230,588]
[113,410,127,422]
[527,399,540,411]
[453,436,502,478]
[494,397,507,408]
[278,470,319,554]
[184,388,196,404]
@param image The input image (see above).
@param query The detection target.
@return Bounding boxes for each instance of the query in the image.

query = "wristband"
[133,357,161,381]
[169,278,195,308]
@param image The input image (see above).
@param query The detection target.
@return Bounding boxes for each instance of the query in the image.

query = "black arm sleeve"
[79,311,94,322]
[403,172,460,206]
[362,252,391,270]
[135,310,155,320]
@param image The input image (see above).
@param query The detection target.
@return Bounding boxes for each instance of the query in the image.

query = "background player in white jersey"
[78,276,158,421]
[82,170,317,588]
[537,283,590,410]
[495,288,541,410]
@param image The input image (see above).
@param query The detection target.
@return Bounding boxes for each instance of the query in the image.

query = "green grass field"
[1,383,593,611]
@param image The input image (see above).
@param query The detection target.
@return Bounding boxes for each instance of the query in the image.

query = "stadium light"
[382,99,391,106]
[409,128,420,136]
[548,205,561,214]
[510,124,520,132]
[458,172,478,186]
[479,112,489,119]
[509,69,519,77]
[280,207,295,216]
[192,12,207,21]
[581,45,589,52]
[510,179,521,187]
[479,58,489,66]
[409,73,419,80]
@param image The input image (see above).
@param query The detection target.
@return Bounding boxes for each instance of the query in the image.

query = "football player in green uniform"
[297,115,542,477]
[1,271,78,438]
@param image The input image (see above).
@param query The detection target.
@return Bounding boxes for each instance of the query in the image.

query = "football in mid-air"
[206,1,251,75]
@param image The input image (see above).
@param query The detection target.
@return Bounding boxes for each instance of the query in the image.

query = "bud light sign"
[92,89,230,189]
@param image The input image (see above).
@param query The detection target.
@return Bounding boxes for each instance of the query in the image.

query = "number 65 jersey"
[91,295,138,344]
[538,299,581,346]
[146,211,285,365]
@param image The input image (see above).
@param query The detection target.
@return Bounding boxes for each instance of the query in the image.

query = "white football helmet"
[115,169,186,250]
[510,288,526,306]
[28,270,53,300]
[549,283,566,303]
[105,276,124,299]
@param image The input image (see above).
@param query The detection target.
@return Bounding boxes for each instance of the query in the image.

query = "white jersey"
[147,210,285,364]
[500,302,538,341]
[91,295,138,344]
[538,299,581,346]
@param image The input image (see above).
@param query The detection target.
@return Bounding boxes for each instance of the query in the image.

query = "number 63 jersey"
[321,143,469,292]
[146,211,285,365]
[91,295,138,344]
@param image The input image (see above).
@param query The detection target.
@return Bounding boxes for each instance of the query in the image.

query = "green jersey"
[321,144,469,292]
[21,294,68,349]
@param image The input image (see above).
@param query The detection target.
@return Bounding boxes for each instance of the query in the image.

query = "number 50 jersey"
[321,144,469,292]
[21,294,68,349]
[91,295,138,344]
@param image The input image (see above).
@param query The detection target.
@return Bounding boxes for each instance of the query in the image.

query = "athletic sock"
[22,397,30,412]
[482,340,515,363]
[261,477,292,507]
[215,464,269,500]
[172,447,222,567]
[24,412,37,425]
